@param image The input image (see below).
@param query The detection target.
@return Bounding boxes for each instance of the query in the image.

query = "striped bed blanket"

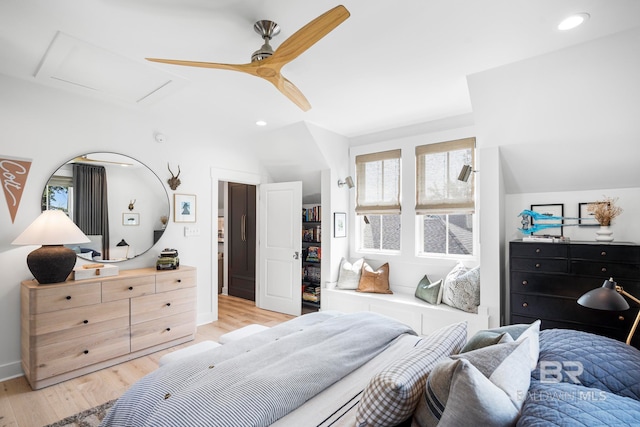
[101,311,415,427]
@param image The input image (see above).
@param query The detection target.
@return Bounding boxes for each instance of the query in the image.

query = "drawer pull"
[522,302,529,308]
[535,248,541,253]
[522,280,528,286]
[66,296,72,300]
[166,327,171,332]
[83,320,89,324]
[601,267,607,272]
[83,350,89,355]
[128,286,134,291]
[535,263,541,268]
[601,251,607,256]
[177,279,182,283]
[619,316,625,321]
[166,302,171,307]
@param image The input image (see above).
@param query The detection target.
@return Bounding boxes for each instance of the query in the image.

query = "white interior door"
[258,181,302,316]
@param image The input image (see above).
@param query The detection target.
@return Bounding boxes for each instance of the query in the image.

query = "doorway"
[227,182,257,301]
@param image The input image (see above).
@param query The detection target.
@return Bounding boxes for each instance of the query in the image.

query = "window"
[355,149,401,251]
[416,138,475,256]
[42,175,74,216]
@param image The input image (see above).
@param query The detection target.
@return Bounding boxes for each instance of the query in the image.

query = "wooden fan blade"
[274,75,311,111]
[270,5,350,67]
[146,57,256,74]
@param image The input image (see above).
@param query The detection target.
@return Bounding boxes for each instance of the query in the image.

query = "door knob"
[293,251,300,260]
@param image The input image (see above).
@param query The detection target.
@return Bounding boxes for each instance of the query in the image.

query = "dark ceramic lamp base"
[27,245,77,284]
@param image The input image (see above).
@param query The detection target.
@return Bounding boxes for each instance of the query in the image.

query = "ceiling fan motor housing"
[251,20,280,62]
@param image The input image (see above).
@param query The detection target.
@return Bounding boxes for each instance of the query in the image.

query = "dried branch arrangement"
[587,196,623,226]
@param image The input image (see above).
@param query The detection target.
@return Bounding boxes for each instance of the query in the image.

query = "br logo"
[539,361,584,384]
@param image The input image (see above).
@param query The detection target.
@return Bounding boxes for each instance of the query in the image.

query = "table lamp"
[12,210,90,284]
[577,277,640,345]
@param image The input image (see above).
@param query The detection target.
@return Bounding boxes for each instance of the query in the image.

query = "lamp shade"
[12,210,90,284]
[577,278,630,311]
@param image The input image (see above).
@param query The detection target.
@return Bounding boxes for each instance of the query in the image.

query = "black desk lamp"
[578,277,640,345]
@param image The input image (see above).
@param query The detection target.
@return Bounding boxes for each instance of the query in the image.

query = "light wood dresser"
[21,266,197,389]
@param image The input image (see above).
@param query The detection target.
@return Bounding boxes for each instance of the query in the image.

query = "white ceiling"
[2,0,640,142]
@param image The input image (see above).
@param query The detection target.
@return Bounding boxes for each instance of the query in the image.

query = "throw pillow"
[460,319,541,355]
[415,275,443,305]
[355,322,467,427]
[441,262,480,313]
[357,262,392,294]
[460,330,514,353]
[413,338,532,427]
[515,319,541,370]
[336,258,364,290]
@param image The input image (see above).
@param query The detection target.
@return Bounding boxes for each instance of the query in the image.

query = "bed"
[100,311,467,427]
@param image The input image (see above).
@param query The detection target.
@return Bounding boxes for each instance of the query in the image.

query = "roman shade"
[355,149,401,215]
[415,138,475,214]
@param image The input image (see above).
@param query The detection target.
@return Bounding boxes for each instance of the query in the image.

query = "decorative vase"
[595,225,614,242]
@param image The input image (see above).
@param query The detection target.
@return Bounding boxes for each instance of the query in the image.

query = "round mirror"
[42,153,170,262]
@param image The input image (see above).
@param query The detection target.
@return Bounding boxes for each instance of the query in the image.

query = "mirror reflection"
[42,153,169,262]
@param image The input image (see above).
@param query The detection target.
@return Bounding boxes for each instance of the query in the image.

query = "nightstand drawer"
[102,275,156,302]
[155,268,196,293]
[510,258,568,273]
[32,326,130,381]
[130,311,196,352]
[28,282,101,314]
[131,287,196,325]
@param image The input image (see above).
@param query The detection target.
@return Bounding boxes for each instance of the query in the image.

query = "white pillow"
[442,262,480,313]
[336,258,364,290]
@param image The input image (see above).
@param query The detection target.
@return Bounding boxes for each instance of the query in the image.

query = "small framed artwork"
[122,212,139,226]
[334,212,346,238]
[530,203,564,236]
[174,194,197,223]
[578,202,600,226]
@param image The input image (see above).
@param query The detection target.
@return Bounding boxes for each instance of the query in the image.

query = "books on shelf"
[302,205,321,222]
[306,246,321,262]
[302,226,321,242]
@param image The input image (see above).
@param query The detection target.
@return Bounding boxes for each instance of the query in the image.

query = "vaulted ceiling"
[2,0,640,144]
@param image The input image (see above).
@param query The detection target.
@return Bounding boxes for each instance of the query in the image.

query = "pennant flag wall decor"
[1,156,32,223]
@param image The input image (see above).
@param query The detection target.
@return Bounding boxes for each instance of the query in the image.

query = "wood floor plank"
[0,294,294,427]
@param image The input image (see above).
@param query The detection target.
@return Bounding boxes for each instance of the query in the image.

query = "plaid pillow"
[355,321,467,427]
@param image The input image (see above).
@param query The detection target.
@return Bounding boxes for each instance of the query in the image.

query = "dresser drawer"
[130,311,196,352]
[510,258,568,273]
[131,287,197,325]
[570,260,640,280]
[27,282,101,314]
[510,243,568,258]
[510,293,630,329]
[102,275,156,302]
[510,273,598,298]
[570,245,640,263]
[32,326,130,381]
[29,300,129,348]
[156,268,196,293]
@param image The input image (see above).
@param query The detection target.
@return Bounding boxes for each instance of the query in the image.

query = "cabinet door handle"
[241,214,246,242]
[522,302,529,308]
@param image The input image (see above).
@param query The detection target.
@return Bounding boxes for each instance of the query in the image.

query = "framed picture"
[578,202,600,226]
[530,203,564,236]
[122,212,139,226]
[174,194,197,223]
[334,212,346,238]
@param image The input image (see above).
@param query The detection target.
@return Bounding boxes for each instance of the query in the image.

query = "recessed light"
[558,13,590,31]
[256,120,267,126]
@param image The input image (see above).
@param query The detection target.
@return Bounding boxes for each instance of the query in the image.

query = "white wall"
[0,74,263,380]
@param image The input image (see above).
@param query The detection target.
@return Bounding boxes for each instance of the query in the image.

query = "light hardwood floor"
[0,295,294,427]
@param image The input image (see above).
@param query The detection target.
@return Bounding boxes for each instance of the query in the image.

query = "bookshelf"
[302,205,321,311]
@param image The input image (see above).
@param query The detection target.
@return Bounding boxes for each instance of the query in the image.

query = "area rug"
[43,399,116,427]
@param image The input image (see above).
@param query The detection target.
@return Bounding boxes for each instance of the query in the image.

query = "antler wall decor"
[167,163,181,190]
[128,199,136,211]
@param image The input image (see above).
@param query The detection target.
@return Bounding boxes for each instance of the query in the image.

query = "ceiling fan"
[71,156,133,167]
[146,5,350,111]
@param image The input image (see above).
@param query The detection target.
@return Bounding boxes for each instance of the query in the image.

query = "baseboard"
[0,360,24,383]
[197,312,216,326]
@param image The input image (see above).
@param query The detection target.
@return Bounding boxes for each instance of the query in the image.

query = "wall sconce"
[338,176,354,189]
[12,210,90,284]
[578,277,640,345]
[457,165,477,182]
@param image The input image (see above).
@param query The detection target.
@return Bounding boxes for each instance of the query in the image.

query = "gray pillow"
[441,263,480,313]
[336,258,364,289]
[460,330,513,353]
[415,275,443,305]
[413,338,532,427]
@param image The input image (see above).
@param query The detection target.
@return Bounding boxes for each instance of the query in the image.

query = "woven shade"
[355,149,401,215]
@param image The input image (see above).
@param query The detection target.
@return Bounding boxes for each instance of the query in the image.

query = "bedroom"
[1,1,640,425]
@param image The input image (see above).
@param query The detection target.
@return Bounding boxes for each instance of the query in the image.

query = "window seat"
[322,286,489,339]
